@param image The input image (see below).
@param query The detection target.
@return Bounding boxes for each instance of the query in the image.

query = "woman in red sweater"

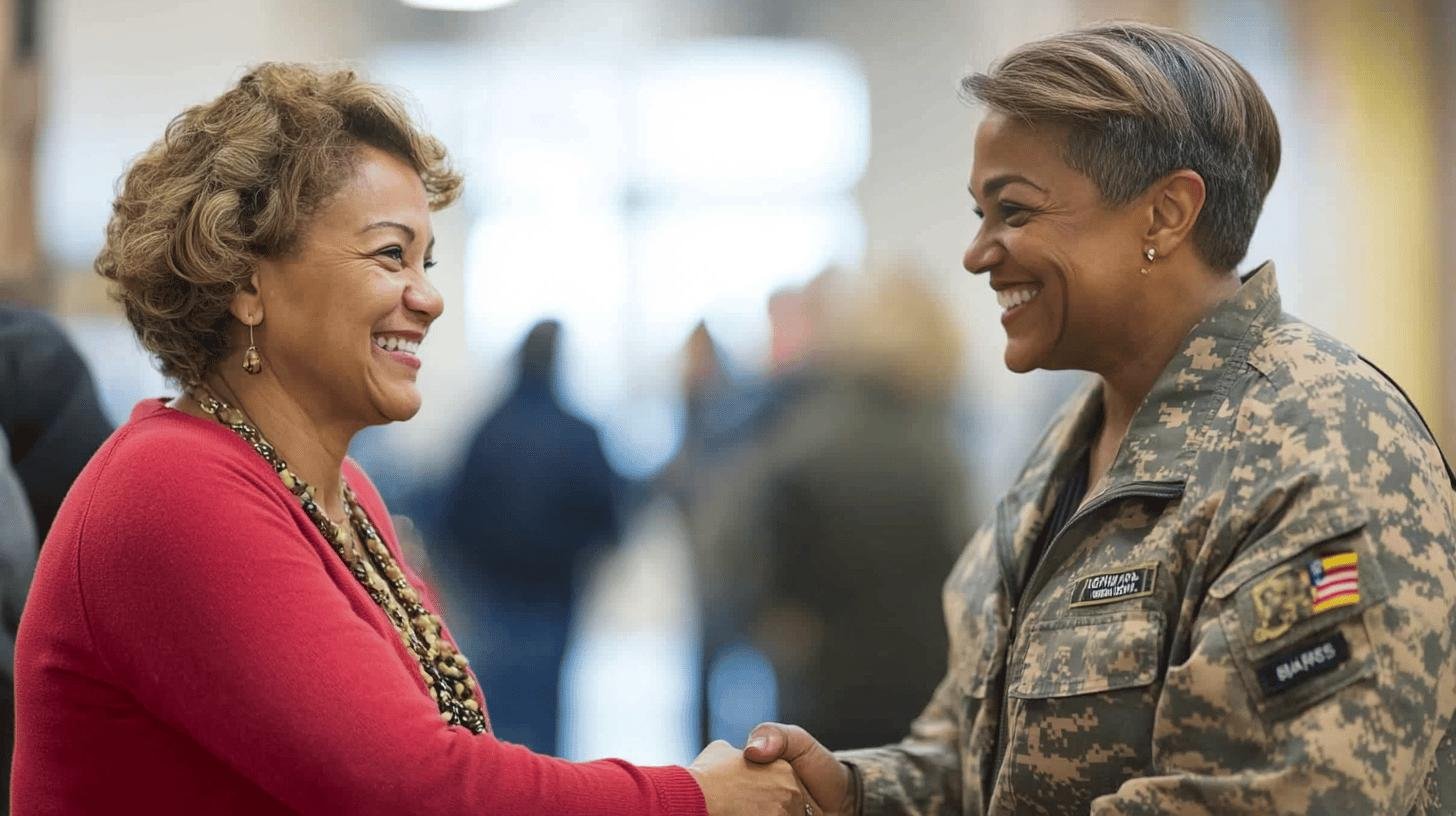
[12,63,811,815]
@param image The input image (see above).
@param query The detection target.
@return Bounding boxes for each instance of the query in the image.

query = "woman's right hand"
[688,740,816,816]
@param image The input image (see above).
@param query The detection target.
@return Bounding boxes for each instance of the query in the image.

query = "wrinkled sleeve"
[1093,470,1456,815]
[836,672,964,815]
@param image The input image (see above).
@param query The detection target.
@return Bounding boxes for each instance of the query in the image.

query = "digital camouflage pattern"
[839,264,1456,815]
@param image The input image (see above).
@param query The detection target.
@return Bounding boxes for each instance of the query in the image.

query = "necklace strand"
[192,388,487,734]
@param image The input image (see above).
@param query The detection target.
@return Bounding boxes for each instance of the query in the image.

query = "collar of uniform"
[1098,261,1282,488]
[991,378,1102,596]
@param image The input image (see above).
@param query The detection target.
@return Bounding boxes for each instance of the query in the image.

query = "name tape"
[1069,564,1158,608]
[1255,631,1351,697]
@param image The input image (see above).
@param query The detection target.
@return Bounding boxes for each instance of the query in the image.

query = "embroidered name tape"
[1255,631,1351,696]
[1069,564,1158,608]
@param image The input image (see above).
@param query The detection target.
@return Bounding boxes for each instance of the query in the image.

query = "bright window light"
[464,210,631,418]
[633,40,869,198]
[372,39,870,479]
[462,61,628,210]
[399,0,519,10]
[632,201,865,363]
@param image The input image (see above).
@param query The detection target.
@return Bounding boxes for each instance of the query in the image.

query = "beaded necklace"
[193,388,487,734]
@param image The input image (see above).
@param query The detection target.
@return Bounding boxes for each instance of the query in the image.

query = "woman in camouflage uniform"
[747,21,1456,816]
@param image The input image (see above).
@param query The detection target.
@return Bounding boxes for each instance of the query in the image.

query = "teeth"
[373,335,421,355]
[995,286,1041,312]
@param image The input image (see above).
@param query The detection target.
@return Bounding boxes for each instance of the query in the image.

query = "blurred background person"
[0,303,112,540]
[0,428,35,813]
[673,280,833,746]
[656,320,735,517]
[443,318,623,755]
[703,263,972,750]
[0,301,108,811]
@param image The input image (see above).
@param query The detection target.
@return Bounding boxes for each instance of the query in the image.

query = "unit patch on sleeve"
[1069,564,1158,608]
[1250,551,1361,643]
[1254,631,1351,696]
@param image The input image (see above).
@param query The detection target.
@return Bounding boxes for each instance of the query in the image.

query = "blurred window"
[373,40,869,477]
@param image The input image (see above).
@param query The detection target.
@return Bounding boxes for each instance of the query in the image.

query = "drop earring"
[242,319,263,375]
[1140,247,1156,276]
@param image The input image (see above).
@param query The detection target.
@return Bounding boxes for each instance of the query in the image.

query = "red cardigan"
[13,400,706,815]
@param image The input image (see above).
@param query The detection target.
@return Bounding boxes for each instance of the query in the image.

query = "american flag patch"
[1307,552,1359,613]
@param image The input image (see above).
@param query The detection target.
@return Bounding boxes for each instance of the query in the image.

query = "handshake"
[686,722,857,816]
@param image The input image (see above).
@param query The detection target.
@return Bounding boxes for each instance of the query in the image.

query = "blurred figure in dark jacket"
[0,427,34,811]
[0,305,105,800]
[657,320,754,744]
[699,265,973,749]
[0,304,108,811]
[0,305,113,540]
[657,321,733,516]
[443,319,620,754]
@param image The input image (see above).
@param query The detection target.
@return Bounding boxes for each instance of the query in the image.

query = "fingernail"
[747,736,767,750]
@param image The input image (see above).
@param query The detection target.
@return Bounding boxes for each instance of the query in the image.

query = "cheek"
[1007,233,1075,316]
[341,279,405,338]
[1037,226,1112,310]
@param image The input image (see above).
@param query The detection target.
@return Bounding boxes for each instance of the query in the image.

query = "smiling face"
[964,111,1155,374]
[250,145,442,426]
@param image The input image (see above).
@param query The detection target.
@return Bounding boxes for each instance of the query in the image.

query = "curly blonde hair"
[96,62,462,385]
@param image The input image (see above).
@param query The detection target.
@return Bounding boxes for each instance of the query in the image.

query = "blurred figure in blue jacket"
[444,319,621,754]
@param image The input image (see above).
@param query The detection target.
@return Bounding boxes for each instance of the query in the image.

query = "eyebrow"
[969,174,1047,199]
[359,220,436,253]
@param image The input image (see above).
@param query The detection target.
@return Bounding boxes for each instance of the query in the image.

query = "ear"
[1144,169,1206,257]
[228,267,265,327]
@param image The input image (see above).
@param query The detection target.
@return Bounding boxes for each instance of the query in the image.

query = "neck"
[195,367,359,522]
[1095,266,1242,445]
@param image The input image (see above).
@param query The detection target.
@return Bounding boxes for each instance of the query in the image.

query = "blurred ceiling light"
[399,0,519,10]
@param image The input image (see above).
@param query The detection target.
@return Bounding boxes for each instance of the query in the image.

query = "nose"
[963,223,1004,276]
[404,270,444,323]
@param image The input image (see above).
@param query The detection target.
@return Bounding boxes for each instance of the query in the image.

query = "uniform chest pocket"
[996,611,1165,813]
[1008,609,1165,698]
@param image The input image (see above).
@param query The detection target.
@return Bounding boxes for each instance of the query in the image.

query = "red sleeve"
[77,437,705,816]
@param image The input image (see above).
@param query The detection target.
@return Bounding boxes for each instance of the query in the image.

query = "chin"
[1002,342,1044,374]
[1004,356,1037,374]
[370,389,424,423]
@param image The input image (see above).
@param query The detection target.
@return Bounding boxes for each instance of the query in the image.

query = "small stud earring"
[242,320,263,375]
[1140,247,1156,275]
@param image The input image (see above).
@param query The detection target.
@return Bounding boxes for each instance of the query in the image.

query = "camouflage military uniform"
[840,264,1456,814]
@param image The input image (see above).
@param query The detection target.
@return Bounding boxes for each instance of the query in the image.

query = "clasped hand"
[687,723,855,816]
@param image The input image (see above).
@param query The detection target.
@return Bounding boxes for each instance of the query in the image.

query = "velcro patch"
[1069,564,1158,608]
[1250,550,1361,643]
[1308,552,1360,613]
[1255,631,1350,697]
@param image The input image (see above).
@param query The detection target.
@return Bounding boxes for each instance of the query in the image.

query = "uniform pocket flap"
[1208,502,1368,599]
[1008,610,1164,699]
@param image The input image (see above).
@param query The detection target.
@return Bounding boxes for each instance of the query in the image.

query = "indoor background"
[2,0,1452,767]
